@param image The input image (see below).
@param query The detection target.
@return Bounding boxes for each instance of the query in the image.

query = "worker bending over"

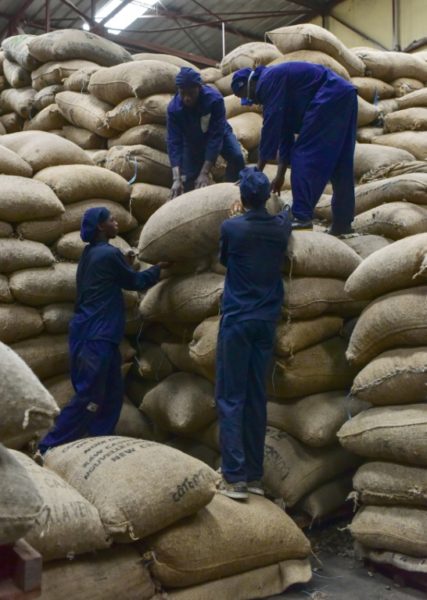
[216,167,292,500]
[167,66,245,198]
[232,62,358,235]
[36,208,165,461]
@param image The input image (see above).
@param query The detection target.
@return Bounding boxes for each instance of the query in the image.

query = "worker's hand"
[229,200,244,217]
[157,261,171,270]
[271,173,285,194]
[170,179,184,199]
[194,171,211,189]
[124,249,137,266]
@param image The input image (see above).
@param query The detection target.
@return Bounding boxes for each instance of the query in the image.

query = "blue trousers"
[291,90,358,229]
[38,339,123,453]
[215,318,276,483]
[183,130,245,192]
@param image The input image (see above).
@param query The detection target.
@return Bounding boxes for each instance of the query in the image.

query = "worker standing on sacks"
[231,62,358,235]
[35,208,166,462]
[167,67,245,198]
[216,167,292,500]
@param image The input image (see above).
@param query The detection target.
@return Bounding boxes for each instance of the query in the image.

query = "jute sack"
[105,94,171,131]
[351,76,395,102]
[31,60,99,91]
[0,304,43,344]
[109,124,167,152]
[0,131,93,172]
[372,131,427,160]
[353,461,427,507]
[353,201,427,240]
[0,342,59,448]
[0,444,43,544]
[341,235,391,259]
[2,58,31,88]
[115,399,156,440]
[63,65,100,92]
[345,234,427,301]
[0,145,32,177]
[62,126,106,150]
[353,173,427,216]
[2,34,40,70]
[284,277,366,320]
[201,67,222,84]
[188,316,219,381]
[166,559,312,600]
[12,451,109,560]
[35,164,129,204]
[228,113,262,151]
[44,436,217,540]
[377,98,399,118]
[392,77,424,98]
[42,303,74,335]
[140,273,224,323]
[269,50,350,80]
[337,404,427,466]
[285,231,361,278]
[298,475,353,520]
[385,107,427,133]
[357,96,379,127]
[17,217,64,244]
[34,84,63,111]
[10,263,77,307]
[350,506,427,558]
[62,199,137,233]
[132,52,198,69]
[139,183,241,262]
[167,438,219,470]
[355,546,427,575]
[0,276,12,303]
[162,342,205,377]
[220,42,281,75]
[351,347,427,406]
[263,427,359,506]
[269,337,357,399]
[0,222,13,237]
[396,87,427,110]
[40,545,155,600]
[0,87,35,118]
[267,24,364,75]
[130,182,169,222]
[0,111,24,133]
[144,493,311,587]
[361,160,427,183]
[0,175,64,222]
[27,30,132,66]
[214,73,233,96]
[55,231,130,261]
[267,392,369,447]
[44,374,73,408]
[89,61,178,105]
[55,91,115,138]
[0,238,55,274]
[354,143,415,181]
[275,316,343,357]
[353,48,427,82]
[346,287,427,366]
[357,127,384,144]
[142,372,216,434]
[85,148,108,166]
[105,144,172,186]
[224,94,263,119]
[23,104,67,132]
[136,341,174,381]
[11,333,69,380]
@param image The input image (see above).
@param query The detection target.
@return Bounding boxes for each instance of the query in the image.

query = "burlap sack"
[44,436,217,541]
[377,98,399,118]
[62,126,105,150]
[34,84,63,111]
[263,427,359,505]
[0,87,35,118]
[105,144,171,186]
[356,126,384,144]
[392,77,424,97]
[353,173,427,217]
[350,506,427,558]
[62,199,137,234]
[2,34,40,70]
[135,341,174,381]
[384,107,427,133]
[351,76,395,102]
[105,94,171,131]
[353,461,427,507]
[361,159,427,183]
[220,42,281,75]
[396,87,427,110]
[0,222,12,238]
[85,148,108,166]
[17,217,64,244]
[0,239,55,275]
[109,124,167,152]
[130,182,169,222]
[345,234,427,301]
[31,59,99,91]
[167,437,219,470]
[132,52,197,70]
[142,372,216,434]
[228,112,262,151]
[0,276,12,303]
[28,29,132,66]
[162,342,205,377]
[0,111,24,133]
[215,73,233,95]
[353,48,427,81]
[357,96,379,127]
[2,58,31,87]
[269,49,350,80]
[0,145,32,177]
[0,175,64,222]
[200,67,222,84]
[41,303,74,335]
[354,143,414,180]
[355,547,427,575]
[145,493,310,587]
[353,201,427,239]
[89,61,178,105]
[298,475,353,520]
[23,104,67,132]
[56,91,115,138]
[0,304,43,344]
[267,392,369,447]
[0,444,43,544]
[346,286,427,366]
[275,316,343,357]
[372,131,427,160]
[341,234,391,259]
[224,94,262,119]
[10,263,76,307]
[115,399,155,439]
[0,131,93,172]
[43,373,73,409]
[139,183,241,262]
[11,333,69,380]
[351,347,427,406]
[63,65,100,92]
[55,231,129,261]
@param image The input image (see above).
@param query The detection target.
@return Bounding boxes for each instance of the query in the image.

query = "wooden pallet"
[0,541,42,599]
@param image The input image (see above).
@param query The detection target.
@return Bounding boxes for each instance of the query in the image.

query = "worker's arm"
[112,251,162,291]
[196,99,227,189]
[167,109,185,198]
[219,223,229,267]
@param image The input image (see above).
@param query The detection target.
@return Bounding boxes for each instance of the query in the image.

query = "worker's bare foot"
[217,477,249,500]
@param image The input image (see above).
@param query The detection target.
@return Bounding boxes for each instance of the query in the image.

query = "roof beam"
[0,0,37,40]
[331,13,388,49]
[93,0,135,30]
[57,0,96,27]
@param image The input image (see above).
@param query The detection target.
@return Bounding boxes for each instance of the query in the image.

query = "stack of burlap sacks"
[0,345,312,599]
[330,233,427,573]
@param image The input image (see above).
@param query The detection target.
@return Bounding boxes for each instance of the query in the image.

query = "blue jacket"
[69,241,160,344]
[256,62,356,163]
[220,207,292,322]
[167,85,232,168]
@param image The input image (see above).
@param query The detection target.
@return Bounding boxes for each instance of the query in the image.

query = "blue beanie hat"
[239,167,270,207]
[80,207,110,243]
[176,67,202,88]
[231,68,252,95]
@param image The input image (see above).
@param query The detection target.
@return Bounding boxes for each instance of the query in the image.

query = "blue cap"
[231,68,252,95]
[239,167,270,207]
[176,67,202,88]
[80,207,110,243]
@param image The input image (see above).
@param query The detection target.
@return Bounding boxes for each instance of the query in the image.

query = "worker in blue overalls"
[35,207,166,462]
[167,66,245,198]
[231,62,358,235]
[216,167,292,500]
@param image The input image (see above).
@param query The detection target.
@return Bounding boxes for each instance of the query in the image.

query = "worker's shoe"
[217,477,249,501]
[328,225,354,237]
[291,218,313,230]
[32,450,45,466]
[247,480,265,496]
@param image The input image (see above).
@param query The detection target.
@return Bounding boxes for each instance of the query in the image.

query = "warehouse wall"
[310,0,427,51]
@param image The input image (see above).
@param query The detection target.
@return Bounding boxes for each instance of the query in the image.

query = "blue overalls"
[38,242,160,452]
[167,85,245,191]
[256,62,358,230]
[216,207,292,483]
